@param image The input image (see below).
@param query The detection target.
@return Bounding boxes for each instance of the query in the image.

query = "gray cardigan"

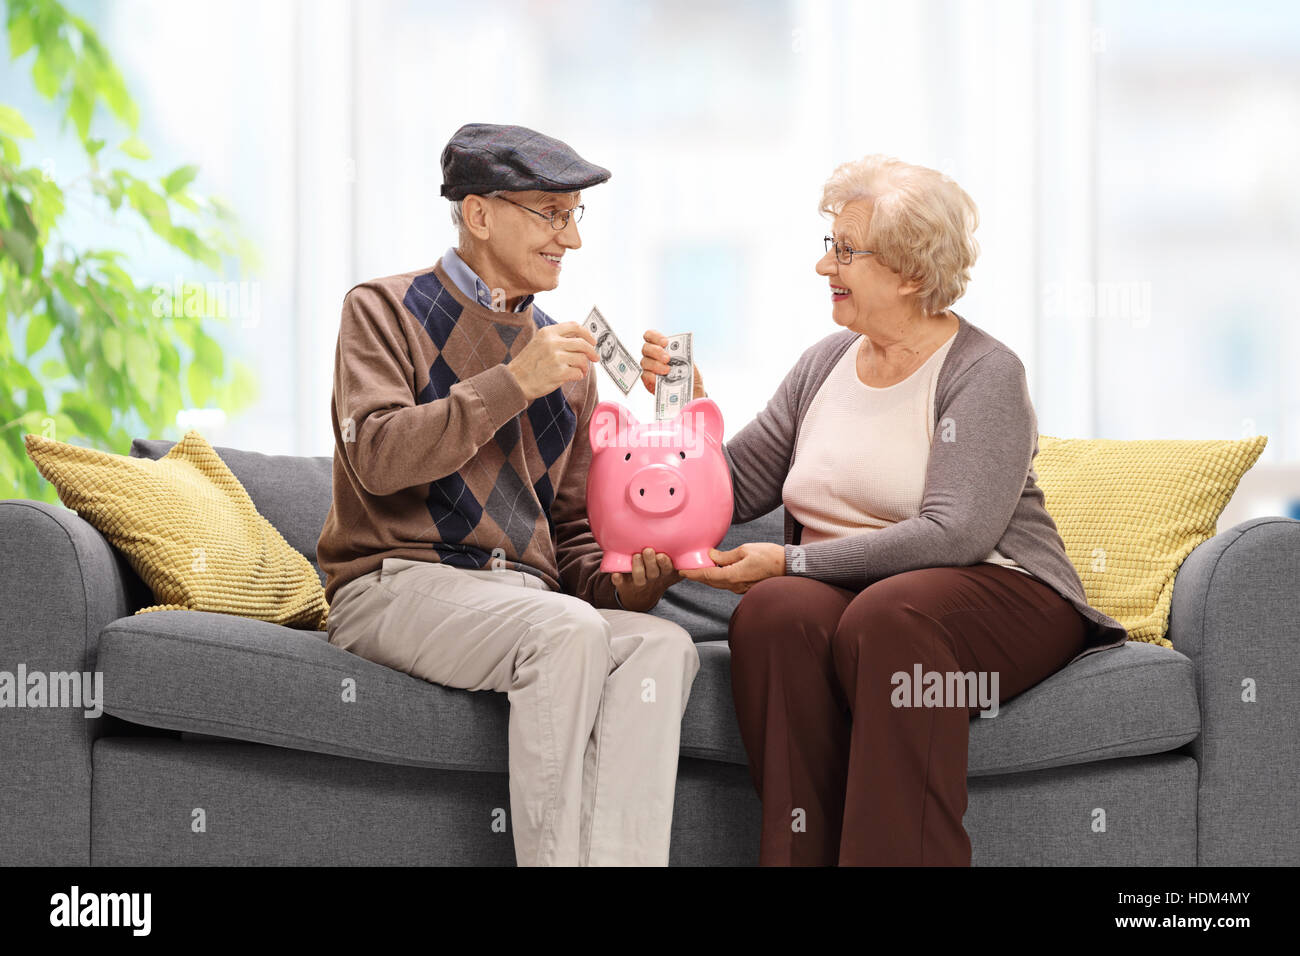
[721,312,1129,663]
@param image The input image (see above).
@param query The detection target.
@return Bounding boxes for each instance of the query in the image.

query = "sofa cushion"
[1034,433,1267,649]
[25,430,327,630]
[679,639,1199,775]
[96,605,1199,778]
[99,611,511,771]
[130,436,333,584]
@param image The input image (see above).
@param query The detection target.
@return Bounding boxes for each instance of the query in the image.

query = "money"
[655,332,693,421]
[585,306,638,395]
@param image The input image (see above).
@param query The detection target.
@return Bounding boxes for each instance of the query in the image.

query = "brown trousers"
[728,563,1089,866]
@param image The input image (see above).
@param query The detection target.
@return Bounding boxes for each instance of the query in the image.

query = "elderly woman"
[639,155,1128,867]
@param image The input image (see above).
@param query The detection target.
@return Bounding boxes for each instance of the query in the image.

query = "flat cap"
[439,123,611,201]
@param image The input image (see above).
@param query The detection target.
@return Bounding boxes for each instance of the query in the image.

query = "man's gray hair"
[449,190,504,242]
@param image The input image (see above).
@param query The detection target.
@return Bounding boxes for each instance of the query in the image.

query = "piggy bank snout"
[627,464,688,516]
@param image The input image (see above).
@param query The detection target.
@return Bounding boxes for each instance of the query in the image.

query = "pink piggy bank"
[587,398,734,573]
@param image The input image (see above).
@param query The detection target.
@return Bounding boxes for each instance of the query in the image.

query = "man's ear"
[462,194,492,241]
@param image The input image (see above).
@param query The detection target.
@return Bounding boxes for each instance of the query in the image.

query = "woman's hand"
[677,543,785,594]
[611,548,683,612]
[640,329,707,399]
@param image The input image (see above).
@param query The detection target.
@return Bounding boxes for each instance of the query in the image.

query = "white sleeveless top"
[782,330,1031,576]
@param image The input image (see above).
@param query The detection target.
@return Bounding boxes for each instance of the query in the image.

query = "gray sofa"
[2,436,1297,866]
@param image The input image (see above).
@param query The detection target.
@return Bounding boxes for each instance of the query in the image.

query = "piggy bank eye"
[624,452,631,461]
[678,451,685,459]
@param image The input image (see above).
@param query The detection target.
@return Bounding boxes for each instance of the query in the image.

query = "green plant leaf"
[59,391,112,435]
[187,361,211,408]
[100,326,124,366]
[197,243,222,272]
[172,315,198,349]
[9,15,36,59]
[3,277,24,318]
[25,309,56,356]
[126,334,158,398]
[126,180,170,231]
[0,105,35,139]
[224,360,260,412]
[4,409,50,436]
[69,71,95,142]
[31,51,59,97]
[193,328,224,379]
[6,192,38,241]
[6,359,41,394]
[119,135,150,159]
[27,175,64,229]
[41,358,69,380]
[1,228,36,274]
[3,1,259,473]
[209,196,236,220]
[164,224,221,268]
[95,260,134,290]
[158,370,182,412]
[162,164,199,195]
[100,66,137,128]
[159,338,179,374]
[101,177,124,210]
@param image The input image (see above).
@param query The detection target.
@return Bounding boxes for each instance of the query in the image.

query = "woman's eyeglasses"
[824,235,876,265]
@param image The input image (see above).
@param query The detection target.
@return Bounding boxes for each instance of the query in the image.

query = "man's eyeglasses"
[496,196,585,230]
[824,235,876,265]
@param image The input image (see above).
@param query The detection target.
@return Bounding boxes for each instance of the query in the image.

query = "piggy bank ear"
[590,401,638,452]
[680,397,724,444]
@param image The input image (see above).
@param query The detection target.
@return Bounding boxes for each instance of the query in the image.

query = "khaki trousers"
[326,556,700,866]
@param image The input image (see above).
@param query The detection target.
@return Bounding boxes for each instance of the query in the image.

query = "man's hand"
[639,329,707,398]
[508,321,599,401]
[677,543,785,594]
[611,548,683,612]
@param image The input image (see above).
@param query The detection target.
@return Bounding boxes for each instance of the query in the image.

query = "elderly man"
[317,123,700,866]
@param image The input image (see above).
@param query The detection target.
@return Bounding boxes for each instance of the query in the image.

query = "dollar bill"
[585,306,638,395]
[655,332,694,421]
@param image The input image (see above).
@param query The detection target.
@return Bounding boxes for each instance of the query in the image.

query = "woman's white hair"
[449,190,503,242]
[820,155,980,315]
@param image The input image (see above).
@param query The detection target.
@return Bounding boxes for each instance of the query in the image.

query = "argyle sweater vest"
[316,261,617,610]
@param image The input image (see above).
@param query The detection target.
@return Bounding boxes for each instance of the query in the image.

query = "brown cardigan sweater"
[316,261,618,610]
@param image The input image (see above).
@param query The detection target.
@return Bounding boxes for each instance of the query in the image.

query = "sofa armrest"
[1168,516,1300,865]
[0,499,146,864]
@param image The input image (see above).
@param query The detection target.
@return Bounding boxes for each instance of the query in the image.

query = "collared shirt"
[438,247,534,313]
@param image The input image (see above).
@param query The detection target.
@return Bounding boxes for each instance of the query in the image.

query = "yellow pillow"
[24,429,328,630]
[1034,434,1267,649]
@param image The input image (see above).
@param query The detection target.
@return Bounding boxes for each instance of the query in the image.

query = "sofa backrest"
[127,437,788,598]
[129,438,334,584]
